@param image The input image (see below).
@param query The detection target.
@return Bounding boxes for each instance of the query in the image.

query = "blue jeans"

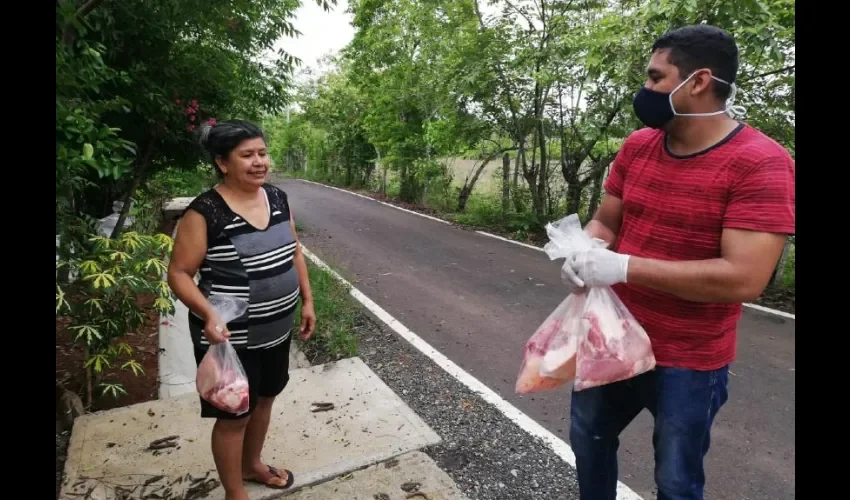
[569,365,729,500]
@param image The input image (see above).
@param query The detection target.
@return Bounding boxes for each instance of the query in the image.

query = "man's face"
[644,49,683,94]
[645,48,719,117]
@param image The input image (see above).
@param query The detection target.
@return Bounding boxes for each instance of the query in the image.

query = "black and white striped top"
[185,184,300,350]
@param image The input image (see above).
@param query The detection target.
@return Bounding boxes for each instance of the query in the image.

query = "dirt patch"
[55,292,162,499]
[56,293,161,412]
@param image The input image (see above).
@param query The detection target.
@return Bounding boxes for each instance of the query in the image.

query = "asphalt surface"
[278,178,796,500]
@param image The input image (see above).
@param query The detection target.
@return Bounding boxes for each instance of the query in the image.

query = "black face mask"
[631,71,743,129]
[632,87,675,129]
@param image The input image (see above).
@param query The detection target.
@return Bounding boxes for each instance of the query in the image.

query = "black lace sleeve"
[264,184,291,222]
[184,189,232,244]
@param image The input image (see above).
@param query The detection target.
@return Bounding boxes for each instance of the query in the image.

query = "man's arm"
[627,153,794,303]
[585,193,624,247]
[569,153,795,302]
[626,229,788,303]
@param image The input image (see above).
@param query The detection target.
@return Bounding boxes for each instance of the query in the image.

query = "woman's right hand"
[203,314,231,344]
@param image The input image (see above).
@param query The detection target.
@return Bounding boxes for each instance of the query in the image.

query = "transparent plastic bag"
[515,214,656,393]
[515,292,586,393]
[195,296,251,415]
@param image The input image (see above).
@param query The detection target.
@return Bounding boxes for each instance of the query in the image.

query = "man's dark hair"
[199,119,266,177]
[652,24,738,101]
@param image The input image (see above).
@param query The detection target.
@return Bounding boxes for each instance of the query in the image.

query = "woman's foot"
[243,464,295,489]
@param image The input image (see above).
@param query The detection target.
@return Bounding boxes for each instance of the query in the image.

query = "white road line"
[300,244,644,500]
[476,230,546,252]
[740,302,795,320]
[294,179,795,322]
[298,178,450,224]
[300,179,375,202]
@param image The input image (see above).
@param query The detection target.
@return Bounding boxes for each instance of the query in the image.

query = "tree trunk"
[84,345,93,409]
[501,152,510,215]
[566,180,583,217]
[111,143,153,239]
[586,165,606,219]
[375,146,387,195]
[458,151,508,212]
[110,176,140,239]
[512,143,524,213]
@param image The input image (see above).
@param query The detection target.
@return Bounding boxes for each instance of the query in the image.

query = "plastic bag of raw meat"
[195,296,251,415]
[515,214,656,393]
[514,291,587,393]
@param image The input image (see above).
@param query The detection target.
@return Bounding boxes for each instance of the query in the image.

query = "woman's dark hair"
[199,119,266,177]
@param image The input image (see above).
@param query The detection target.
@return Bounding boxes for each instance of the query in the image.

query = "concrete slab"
[289,451,468,500]
[289,342,311,369]
[162,197,196,221]
[158,298,198,399]
[60,357,441,500]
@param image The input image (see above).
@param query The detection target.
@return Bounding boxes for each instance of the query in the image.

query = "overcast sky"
[273,0,355,73]
[272,0,503,73]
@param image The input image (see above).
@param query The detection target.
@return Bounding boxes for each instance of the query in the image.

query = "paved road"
[278,179,795,500]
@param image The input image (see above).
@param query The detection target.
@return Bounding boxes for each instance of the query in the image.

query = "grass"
[778,241,795,288]
[294,261,360,364]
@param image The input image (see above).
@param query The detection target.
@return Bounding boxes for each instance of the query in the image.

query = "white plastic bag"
[515,214,656,393]
[195,296,251,414]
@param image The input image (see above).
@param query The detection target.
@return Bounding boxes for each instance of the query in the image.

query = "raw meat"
[202,374,249,414]
[541,334,578,380]
[514,213,656,394]
[195,341,250,415]
[515,294,585,394]
[573,302,656,391]
[514,355,570,393]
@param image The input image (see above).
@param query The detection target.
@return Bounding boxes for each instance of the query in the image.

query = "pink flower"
[189,115,196,121]
[188,124,195,132]
[175,99,182,105]
[191,99,198,107]
[208,118,217,126]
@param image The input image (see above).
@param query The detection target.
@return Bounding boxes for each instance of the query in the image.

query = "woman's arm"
[289,209,315,339]
[167,210,221,334]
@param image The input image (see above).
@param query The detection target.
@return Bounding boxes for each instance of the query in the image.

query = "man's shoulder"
[624,127,663,148]
[730,124,794,163]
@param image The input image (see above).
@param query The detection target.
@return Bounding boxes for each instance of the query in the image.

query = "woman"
[167,119,315,500]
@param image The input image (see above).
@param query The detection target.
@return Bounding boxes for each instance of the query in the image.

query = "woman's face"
[217,137,270,188]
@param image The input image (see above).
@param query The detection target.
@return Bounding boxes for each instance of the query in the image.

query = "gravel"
[345,313,580,500]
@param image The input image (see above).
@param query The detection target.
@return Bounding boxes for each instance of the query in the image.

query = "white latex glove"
[568,248,630,287]
[558,236,611,293]
[561,261,585,292]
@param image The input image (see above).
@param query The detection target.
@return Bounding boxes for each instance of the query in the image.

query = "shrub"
[56,232,175,406]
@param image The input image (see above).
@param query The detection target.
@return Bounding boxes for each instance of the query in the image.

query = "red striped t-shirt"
[604,123,795,370]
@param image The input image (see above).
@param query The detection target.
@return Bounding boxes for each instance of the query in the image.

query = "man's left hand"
[568,248,631,287]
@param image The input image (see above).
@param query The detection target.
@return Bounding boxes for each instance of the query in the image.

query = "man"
[560,25,795,500]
